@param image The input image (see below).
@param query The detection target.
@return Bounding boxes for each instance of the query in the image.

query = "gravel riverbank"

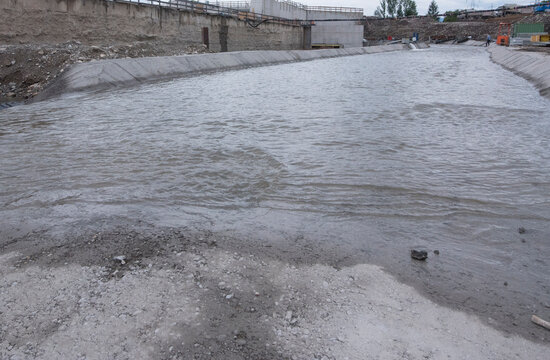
[1,226,548,359]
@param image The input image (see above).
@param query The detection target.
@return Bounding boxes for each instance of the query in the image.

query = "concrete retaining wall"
[248,0,364,49]
[39,43,409,99]
[311,21,363,48]
[0,0,304,52]
[307,9,363,48]
[489,46,550,99]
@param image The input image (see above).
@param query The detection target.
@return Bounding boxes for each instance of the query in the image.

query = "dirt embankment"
[0,41,211,106]
[364,13,550,42]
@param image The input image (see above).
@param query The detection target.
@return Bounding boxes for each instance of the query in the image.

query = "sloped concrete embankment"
[489,46,550,99]
[38,44,409,100]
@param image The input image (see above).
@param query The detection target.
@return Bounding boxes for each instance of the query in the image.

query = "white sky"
[296,0,536,16]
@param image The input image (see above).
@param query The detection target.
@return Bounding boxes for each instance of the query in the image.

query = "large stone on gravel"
[410,249,428,261]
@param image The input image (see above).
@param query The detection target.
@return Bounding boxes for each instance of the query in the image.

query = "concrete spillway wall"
[307,10,364,49]
[249,0,365,48]
[39,44,409,99]
[489,46,550,100]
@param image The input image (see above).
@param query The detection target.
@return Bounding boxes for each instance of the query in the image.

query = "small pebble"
[113,255,126,265]
[285,310,293,321]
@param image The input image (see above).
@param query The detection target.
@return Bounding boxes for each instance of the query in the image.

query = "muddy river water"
[1,45,549,340]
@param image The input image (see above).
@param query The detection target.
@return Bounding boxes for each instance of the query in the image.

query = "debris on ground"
[531,315,550,331]
[0,41,212,104]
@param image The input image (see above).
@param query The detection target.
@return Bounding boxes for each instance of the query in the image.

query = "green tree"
[443,10,460,22]
[374,0,387,18]
[387,0,398,17]
[403,0,418,16]
[427,0,439,17]
[397,3,404,17]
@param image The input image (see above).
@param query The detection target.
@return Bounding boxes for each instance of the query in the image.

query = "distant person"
[486,34,491,47]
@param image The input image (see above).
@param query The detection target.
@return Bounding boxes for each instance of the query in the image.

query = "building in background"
[218,0,364,48]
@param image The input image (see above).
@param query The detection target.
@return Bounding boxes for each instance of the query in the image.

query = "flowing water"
[1,46,549,339]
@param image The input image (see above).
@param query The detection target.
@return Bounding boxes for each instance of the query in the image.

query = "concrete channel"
[37,44,412,100]
[489,46,550,99]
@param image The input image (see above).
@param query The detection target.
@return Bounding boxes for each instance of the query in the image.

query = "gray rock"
[285,310,293,321]
[411,249,428,261]
[113,255,126,264]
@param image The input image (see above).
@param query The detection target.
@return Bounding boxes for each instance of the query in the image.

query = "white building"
[243,0,364,48]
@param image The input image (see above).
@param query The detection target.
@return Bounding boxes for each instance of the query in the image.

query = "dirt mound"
[0,41,211,105]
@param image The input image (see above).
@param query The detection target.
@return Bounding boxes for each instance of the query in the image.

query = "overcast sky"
[296,0,536,16]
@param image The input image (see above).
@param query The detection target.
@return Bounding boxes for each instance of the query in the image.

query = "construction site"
[2,0,550,104]
[0,0,367,103]
[364,7,550,45]
[1,1,550,360]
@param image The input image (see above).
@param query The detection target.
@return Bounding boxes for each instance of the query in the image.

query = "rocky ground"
[1,226,548,359]
[364,13,550,43]
[0,41,211,106]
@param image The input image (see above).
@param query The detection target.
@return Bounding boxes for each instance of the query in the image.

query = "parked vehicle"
[534,1,550,13]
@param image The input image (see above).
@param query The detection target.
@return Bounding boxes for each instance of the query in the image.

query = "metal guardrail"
[213,1,250,10]
[109,0,310,26]
[277,0,363,13]
[305,6,363,13]
[279,0,308,10]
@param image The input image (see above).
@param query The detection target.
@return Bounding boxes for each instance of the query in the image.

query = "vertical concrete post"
[303,26,311,49]
[219,18,228,52]
[202,27,209,49]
